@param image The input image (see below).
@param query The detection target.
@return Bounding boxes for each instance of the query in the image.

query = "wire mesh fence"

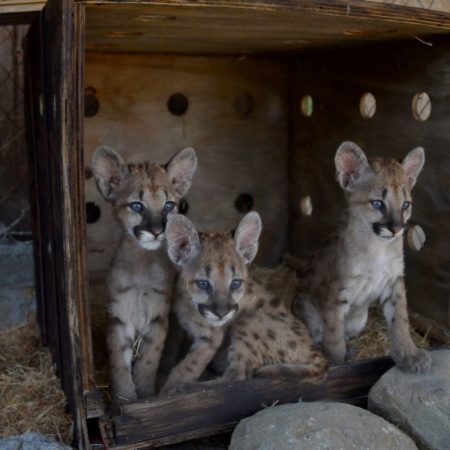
[0,25,31,242]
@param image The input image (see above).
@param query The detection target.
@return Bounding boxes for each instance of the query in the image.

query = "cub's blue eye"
[164,201,175,212]
[230,279,242,290]
[196,280,210,290]
[370,200,384,210]
[402,201,411,210]
[129,202,144,213]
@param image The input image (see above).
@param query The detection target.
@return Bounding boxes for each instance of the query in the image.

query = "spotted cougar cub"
[292,141,430,373]
[161,212,327,392]
[91,145,197,401]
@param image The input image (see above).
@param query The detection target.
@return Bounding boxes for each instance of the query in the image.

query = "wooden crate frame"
[3,1,450,448]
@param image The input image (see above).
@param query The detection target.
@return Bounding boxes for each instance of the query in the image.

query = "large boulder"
[230,401,417,450]
[368,349,450,450]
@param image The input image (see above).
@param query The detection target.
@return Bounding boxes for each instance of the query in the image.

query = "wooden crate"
[3,1,450,448]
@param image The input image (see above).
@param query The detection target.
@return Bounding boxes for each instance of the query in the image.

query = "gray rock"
[368,349,450,450]
[230,401,417,450]
[0,432,72,450]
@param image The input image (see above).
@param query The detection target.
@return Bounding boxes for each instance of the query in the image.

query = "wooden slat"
[112,357,394,448]
[0,0,45,24]
[368,0,450,14]
[289,36,450,327]
[24,20,52,353]
[79,1,450,54]
[40,0,99,446]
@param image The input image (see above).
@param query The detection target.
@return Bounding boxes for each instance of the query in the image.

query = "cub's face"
[335,141,425,242]
[91,146,197,250]
[114,164,181,250]
[165,212,262,327]
[183,233,249,326]
[349,160,413,241]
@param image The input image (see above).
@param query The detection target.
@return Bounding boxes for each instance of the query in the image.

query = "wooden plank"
[0,0,45,23]
[40,0,100,446]
[368,0,450,14]
[112,357,394,448]
[23,21,51,351]
[80,1,450,54]
[289,36,450,327]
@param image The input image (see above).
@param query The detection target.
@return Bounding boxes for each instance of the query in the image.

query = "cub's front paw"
[394,348,432,374]
[159,384,183,396]
[323,344,346,365]
[113,387,137,404]
[136,384,155,399]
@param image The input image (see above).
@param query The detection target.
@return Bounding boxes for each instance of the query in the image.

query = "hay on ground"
[0,318,73,444]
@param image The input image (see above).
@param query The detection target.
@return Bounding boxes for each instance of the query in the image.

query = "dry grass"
[350,303,430,361]
[0,318,73,444]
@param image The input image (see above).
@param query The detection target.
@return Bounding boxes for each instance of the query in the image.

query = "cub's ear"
[234,212,262,264]
[166,147,198,197]
[91,146,129,202]
[165,214,200,267]
[335,141,369,191]
[402,147,425,189]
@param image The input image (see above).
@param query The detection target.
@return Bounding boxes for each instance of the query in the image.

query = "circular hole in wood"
[84,87,100,118]
[412,92,431,122]
[407,224,426,252]
[300,195,313,216]
[178,198,189,215]
[359,92,376,119]
[234,94,254,117]
[167,93,189,116]
[86,202,101,224]
[300,95,313,117]
[85,167,93,179]
[234,193,254,214]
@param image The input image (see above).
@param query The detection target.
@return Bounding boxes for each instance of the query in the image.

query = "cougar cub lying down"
[161,212,327,393]
[293,141,430,374]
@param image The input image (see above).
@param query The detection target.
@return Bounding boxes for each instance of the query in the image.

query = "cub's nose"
[150,227,164,237]
[209,304,238,319]
[389,225,404,235]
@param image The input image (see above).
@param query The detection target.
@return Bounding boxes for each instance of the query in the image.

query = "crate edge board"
[110,357,394,447]
[81,0,450,55]
[74,0,450,22]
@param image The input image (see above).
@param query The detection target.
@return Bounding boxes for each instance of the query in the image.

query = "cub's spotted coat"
[91,145,197,401]
[293,141,431,373]
[161,212,327,392]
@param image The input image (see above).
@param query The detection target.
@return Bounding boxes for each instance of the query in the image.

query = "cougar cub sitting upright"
[91,145,197,402]
[161,212,327,392]
[293,141,430,373]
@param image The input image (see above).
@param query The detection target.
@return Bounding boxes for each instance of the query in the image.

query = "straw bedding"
[0,318,73,445]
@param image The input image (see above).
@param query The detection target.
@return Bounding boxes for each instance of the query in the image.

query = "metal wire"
[0,25,31,242]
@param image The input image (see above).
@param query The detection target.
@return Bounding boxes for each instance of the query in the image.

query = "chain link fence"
[0,25,31,242]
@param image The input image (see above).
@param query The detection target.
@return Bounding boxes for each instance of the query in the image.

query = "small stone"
[230,401,417,450]
[368,349,450,450]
